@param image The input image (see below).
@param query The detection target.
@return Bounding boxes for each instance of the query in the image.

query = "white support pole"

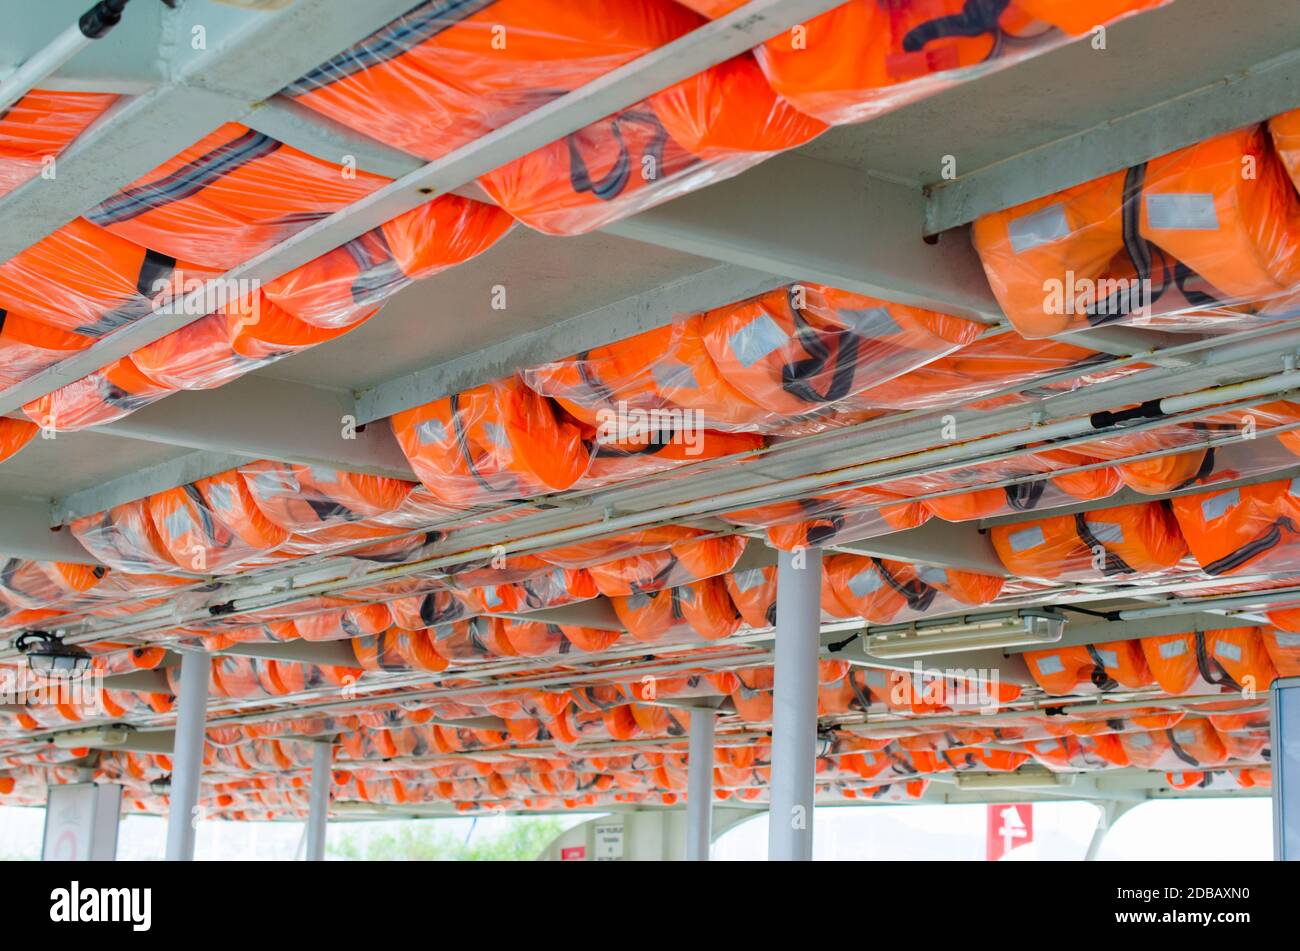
[164,649,209,861]
[305,741,333,862]
[768,547,822,861]
[685,707,716,861]
[1272,677,1300,861]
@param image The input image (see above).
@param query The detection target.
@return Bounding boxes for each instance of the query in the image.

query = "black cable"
[79,0,132,39]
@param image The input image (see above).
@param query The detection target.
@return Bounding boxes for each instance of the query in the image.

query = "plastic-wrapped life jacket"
[724,485,929,550]
[477,52,826,237]
[388,588,476,629]
[70,499,183,574]
[0,417,38,465]
[0,90,118,197]
[0,560,106,611]
[22,356,175,432]
[282,0,701,161]
[1170,477,1300,576]
[525,312,771,431]
[990,500,1187,580]
[1071,422,1215,495]
[725,565,779,630]
[239,461,414,536]
[294,603,393,641]
[697,283,981,423]
[611,586,697,643]
[1268,107,1300,198]
[0,217,222,338]
[146,481,278,574]
[0,309,94,389]
[86,122,389,270]
[467,567,597,615]
[1118,718,1229,770]
[975,126,1300,338]
[824,554,939,624]
[1261,626,1300,676]
[560,624,623,653]
[426,617,514,663]
[538,525,719,571]
[391,376,592,506]
[1140,628,1278,695]
[752,0,1009,127]
[265,193,513,332]
[586,533,746,596]
[496,618,570,657]
[191,468,291,557]
[1024,639,1153,695]
[581,421,764,487]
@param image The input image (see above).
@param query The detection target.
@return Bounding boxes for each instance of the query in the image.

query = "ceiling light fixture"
[864,610,1066,659]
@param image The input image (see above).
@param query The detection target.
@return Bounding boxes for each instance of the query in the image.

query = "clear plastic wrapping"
[585,533,745,596]
[283,0,701,161]
[824,554,1005,625]
[391,376,593,505]
[525,285,981,434]
[1139,628,1277,695]
[974,125,1300,338]
[86,122,389,270]
[990,500,1188,581]
[0,90,117,198]
[610,577,740,642]
[477,52,826,236]
[1170,477,1300,577]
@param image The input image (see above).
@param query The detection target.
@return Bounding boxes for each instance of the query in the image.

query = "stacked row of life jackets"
[975,117,1300,338]
[279,0,1169,236]
[4,191,512,437]
[1025,626,1284,695]
[679,1,1170,125]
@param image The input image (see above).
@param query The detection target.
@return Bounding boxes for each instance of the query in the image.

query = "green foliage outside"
[327,816,566,861]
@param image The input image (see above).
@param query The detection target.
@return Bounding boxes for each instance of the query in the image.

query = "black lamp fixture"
[13,631,92,674]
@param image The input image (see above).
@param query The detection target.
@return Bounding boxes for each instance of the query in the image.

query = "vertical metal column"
[305,741,333,862]
[685,706,716,861]
[768,547,822,861]
[1272,677,1300,860]
[164,648,209,861]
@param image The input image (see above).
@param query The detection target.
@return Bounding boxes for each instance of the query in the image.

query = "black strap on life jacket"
[87,130,282,225]
[1085,643,1120,691]
[872,557,937,613]
[848,672,873,713]
[345,229,406,306]
[181,480,233,557]
[79,248,178,337]
[569,111,669,202]
[449,391,500,495]
[781,286,864,408]
[1004,478,1047,511]
[901,0,1012,51]
[1193,630,1242,692]
[1201,518,1293,576]
[1166,730,1204,769]
[1073,513,1137,576]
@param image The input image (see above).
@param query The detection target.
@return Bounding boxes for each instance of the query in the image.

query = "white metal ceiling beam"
[0,497,99,562]
[94,376,416,482]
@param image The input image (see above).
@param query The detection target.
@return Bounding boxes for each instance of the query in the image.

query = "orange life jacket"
[1261,627,1300,675]
[70,499,182,574]
[587,533,745,596]
[754,0,1005,127]
[990,500,1187,580]
[391,376,592,506]
[1140,628,1278,695]
[0,309,94,389]
[1118,719,1228,770]
[0,90,117,198]
[22,355,175,432]
[294,603,393,641]
[478,53,825,236]
[724,485,929,550]
[87,123,388,270]
[975,127,1300,338]
[698,284,980,421]
[0,417,37,465]
[284,0,700,161]
[1025,639,1152,695]
[263,194,513,330]
[239,461,414,535]
[1006,0,1167,35]
[0,560,105,611]
[1170,477,1300,576]
[725,565,778,629]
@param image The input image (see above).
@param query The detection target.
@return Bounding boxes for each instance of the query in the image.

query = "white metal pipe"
[164,648,209,862]
[305,741,332,862]
[685,707,716,861]
[769,548,822,861]
[0,1,131,113]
